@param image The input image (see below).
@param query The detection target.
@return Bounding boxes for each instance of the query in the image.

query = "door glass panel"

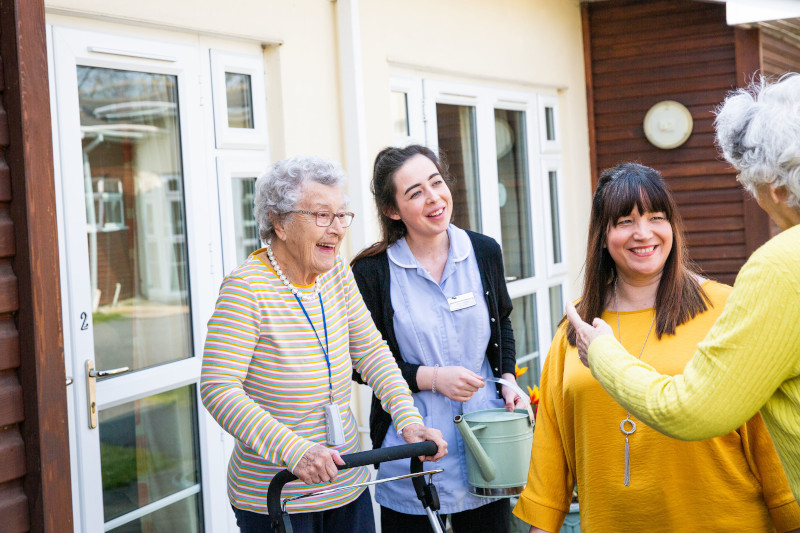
[232,177,260,264]
[78,66,193,373]
[391,91,410,138]
[107,494,202,533]
[495,109,533,280]
[549,170,563,264]
[436,103,481,232]
[225,72,254,129]
[511,293,539,390]
[548,284,564,340]
[99,385,203,528]
[544,106,556,141]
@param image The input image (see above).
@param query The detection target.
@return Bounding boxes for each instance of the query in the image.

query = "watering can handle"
[485,376,535,426]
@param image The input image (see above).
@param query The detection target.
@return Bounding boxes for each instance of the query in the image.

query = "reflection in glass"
[77,66,193,373]
[511,294,540,391]
[549,170,563,264]
[436,104,481,232]
[107,494,202,533]
[225,72,254,129]
[391,91,410,138]
[545,106,556,141]
[100,386,203,529]
[549,284,564,340]
[232,177,260,264]
[495,109,533,280]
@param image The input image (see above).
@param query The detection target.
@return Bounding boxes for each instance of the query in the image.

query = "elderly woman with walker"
[568,73,800,504]
[201,155,447,533]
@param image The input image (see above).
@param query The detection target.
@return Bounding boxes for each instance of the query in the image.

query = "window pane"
[232,177,260,264]
[544,106,556,141]
[100,386,202,526]
[391,91,410,138]
[225,72,254,129]
[107,493,203,533]
[511,293,540,390]
[549,284,564,340]
[495,109,533,280]
[549,170,563,264]
[78,66,193,373]
[436,103,481,232]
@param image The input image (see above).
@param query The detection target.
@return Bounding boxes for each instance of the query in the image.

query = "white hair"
[253,156,348,242]
[714,73,800,209]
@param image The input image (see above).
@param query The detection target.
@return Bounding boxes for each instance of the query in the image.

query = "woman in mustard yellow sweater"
[568,74,800,504]
[513,163,800,532]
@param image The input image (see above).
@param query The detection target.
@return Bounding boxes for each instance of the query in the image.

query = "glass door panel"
[435,103,481,232]
[495,109,534,281]
[78,66,193,373]
[231,177,260,264]
[511,294,540,390]
[100,385,202,530]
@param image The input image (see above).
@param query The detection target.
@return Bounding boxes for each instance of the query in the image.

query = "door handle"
[85,360,130,429]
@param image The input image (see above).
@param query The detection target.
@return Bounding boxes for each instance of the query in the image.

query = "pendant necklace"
[265,240,321,302]
[614,280,656,487]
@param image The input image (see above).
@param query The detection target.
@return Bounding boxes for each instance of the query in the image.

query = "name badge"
[448,292,476,312]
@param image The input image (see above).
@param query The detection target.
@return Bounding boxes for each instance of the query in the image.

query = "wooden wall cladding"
[0,26,28,532]
[761,30,800,77]
[585,0,748,285]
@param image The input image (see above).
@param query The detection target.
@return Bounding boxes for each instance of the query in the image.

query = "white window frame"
[538,94,561,154]
[210,50,268,149]
[389,76,425,146]
[215,154,269,275]
[399,76,569,378]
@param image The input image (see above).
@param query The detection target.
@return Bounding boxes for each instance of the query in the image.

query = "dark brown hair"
[351,145,453,264]
[565,163,709,345]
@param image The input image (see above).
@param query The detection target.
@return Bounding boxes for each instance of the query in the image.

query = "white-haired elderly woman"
[201,155,447,533]
[567,73,800,502]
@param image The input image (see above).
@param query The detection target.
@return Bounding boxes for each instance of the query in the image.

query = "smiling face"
[273,181,347,284]
[387,154,452,241]
[605,206,674,284]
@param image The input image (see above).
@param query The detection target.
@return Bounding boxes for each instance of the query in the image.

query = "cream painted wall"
[46,0,592,297]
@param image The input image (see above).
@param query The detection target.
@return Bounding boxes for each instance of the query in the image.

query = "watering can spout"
[454,415,496,481]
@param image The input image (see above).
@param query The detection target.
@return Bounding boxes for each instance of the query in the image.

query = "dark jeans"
[232,489,375,533]
[380,498,510,533]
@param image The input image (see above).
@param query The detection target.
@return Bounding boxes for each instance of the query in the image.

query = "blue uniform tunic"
[375,225,504,514]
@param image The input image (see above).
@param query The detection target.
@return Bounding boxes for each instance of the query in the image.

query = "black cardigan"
[352,230,516,451]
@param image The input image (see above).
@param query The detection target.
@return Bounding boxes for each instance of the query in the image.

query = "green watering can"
[454,377,534,497]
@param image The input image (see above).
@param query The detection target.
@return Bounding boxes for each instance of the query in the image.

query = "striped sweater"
[201,250,423,514]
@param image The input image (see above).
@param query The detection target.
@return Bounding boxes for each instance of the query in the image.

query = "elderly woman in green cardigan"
[567,73,800,502]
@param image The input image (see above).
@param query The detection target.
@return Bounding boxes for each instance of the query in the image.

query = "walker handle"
[267,441,438,531]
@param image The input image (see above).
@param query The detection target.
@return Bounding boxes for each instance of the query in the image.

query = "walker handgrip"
[338,440,437,470]
[266,441,438,530]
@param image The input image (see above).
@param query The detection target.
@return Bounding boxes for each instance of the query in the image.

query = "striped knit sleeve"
[200,275,315,470]
[341,263,423,432]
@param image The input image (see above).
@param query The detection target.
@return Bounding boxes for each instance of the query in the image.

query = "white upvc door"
[50,25,232,532]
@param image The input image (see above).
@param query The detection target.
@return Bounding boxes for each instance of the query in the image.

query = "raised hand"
[565,302,614,368]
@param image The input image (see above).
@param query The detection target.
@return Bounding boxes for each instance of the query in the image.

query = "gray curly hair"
[254,156,348,242]
[714,73,800,209]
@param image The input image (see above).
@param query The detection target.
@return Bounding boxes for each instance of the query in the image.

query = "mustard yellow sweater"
[514,281,800,532]
[589,224,800,502]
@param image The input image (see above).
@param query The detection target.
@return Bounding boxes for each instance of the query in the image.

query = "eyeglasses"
[289,210,355,228]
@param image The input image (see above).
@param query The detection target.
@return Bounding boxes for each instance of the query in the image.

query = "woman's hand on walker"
[436,366,484,402]
[292,444,345,485]
[401,423,448,462]
[565,302,613,368]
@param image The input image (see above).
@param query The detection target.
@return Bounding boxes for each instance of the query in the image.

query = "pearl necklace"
[265,240,321,302]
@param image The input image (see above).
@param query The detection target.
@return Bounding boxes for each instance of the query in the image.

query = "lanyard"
[294,293,333,402]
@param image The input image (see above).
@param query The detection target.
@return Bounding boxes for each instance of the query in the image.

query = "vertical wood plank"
[0,0,73,530]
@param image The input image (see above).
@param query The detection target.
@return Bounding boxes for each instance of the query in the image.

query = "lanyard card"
[448,291,476,312]
[324,403,346,446]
